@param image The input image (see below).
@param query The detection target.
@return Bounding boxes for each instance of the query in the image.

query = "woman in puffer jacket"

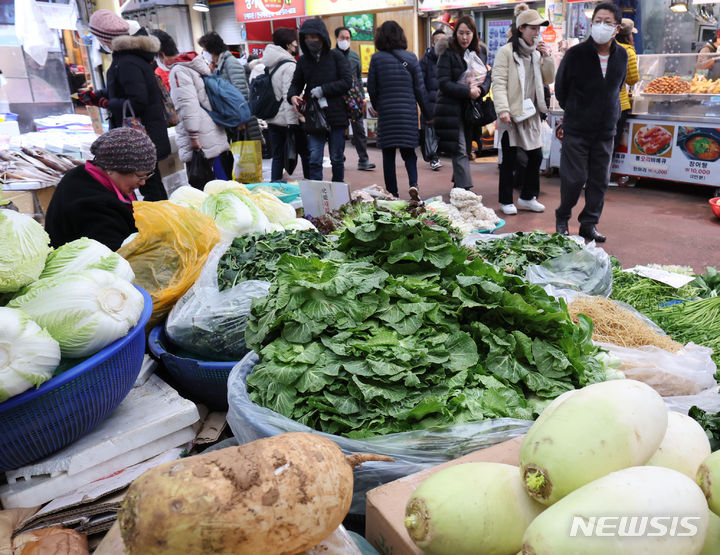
[261,28,310,181]
[152,30,231,180]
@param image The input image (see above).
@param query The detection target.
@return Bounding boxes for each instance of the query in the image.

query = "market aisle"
[336,141,719,273]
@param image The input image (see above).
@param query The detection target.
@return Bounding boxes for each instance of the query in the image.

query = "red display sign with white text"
[235,0,306,22]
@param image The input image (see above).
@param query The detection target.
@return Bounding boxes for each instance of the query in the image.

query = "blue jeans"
[307,127,346,182]
[382,147,417,197]
[268,124,310,181]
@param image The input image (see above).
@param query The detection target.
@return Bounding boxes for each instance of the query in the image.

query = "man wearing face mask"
[334,26,375,171]
[554,2,627,243]
[288,19,353,182]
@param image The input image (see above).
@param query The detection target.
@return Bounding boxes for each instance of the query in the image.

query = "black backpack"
[249,60,293,120]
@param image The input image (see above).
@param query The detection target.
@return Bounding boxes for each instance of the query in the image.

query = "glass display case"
[632,53,720,122]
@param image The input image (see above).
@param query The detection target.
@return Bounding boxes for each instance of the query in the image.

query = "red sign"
[235,0,306,22]
[542,25,557,43]
[247,43,268,57]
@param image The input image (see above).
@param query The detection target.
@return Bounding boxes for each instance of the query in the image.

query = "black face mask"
[305,40,322,55]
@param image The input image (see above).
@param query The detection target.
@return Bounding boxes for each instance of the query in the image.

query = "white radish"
[520,379,667,505]
[700,511,720,555]
[697,451,720,516]
[646,411,711,479]
[404,463,544,555]
[522,466,709,555]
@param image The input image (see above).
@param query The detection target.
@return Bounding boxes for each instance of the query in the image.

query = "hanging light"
[670,0,689,12]
[193,1,210,12]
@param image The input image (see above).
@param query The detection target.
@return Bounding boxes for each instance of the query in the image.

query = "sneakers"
[500,203,518,215]
[430,159,443,171]
[357,160,376,171]
[517,197,545,212]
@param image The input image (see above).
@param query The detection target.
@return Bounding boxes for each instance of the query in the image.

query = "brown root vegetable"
[118,432,392,555]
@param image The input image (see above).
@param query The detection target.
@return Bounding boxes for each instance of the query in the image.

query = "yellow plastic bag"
[117,201,220,328]
[231,135,262,183]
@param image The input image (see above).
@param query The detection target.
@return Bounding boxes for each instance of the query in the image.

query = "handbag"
[122,100,146,133]
[283,126,298,174]
[465,96,497,127]
[155,74,179,127]
[304,97,330,135]
[230,128,263,183]
[512,97,537,123]
[343,76,365,122]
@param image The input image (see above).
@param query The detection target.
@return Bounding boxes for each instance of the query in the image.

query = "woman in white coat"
[152,30,231,180]
[491,4,555,215]
[261,28,310,181]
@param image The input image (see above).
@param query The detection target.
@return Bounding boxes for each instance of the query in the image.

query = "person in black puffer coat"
[435,16,492,190]
[367,21,430,198]
[287,18,352,182]
[86,10,170,201]
[419,29,445,171]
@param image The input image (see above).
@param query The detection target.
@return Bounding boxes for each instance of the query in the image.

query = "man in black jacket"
[419,30,445,171]
[554,2,627,243]
[288,18,353,183]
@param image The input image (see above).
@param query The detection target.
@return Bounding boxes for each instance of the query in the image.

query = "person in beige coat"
[491,4,555,215]
[152,30,231,179]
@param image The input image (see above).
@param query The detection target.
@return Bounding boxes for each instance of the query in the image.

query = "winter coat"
[555,38,628,140]
[261,44,299,127]
[419,46,440,118]
[287,18,353,130]
[491,42,555,118]
[434,38,492,155]
[168,53,230,163]
[367,50,430,149]
[45,165,136,251]
[216,50,262,140]
[105,33,171,161]
[335,46,364,96]
[618,42,639,112]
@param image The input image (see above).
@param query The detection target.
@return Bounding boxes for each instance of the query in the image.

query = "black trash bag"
[305,97,330,135]
[421,125,438,162]
[187,149,215,190]
[284,126,298,174]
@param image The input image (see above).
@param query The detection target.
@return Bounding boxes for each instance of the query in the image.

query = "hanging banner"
[418,0,524,13]
[306,0,411,16]
[235,0,306,22]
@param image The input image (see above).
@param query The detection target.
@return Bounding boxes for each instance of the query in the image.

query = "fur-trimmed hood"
[111,33,160,55]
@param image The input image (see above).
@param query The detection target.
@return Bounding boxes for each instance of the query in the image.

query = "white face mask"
[337,39,350,51]
[591,22,617,45]
[201,50,213,64]
[156,58,170,72]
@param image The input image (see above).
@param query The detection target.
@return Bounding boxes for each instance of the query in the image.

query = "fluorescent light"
[670,0,689,12]
[193,1,210,12]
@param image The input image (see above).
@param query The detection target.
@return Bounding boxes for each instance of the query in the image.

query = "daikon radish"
[699,511,720,555]
[520,379,667,505]
[646,411,711,478]
[404,463,544,555]
[118,432,392,555]
[698,451,720,516]
[522,466,709,555]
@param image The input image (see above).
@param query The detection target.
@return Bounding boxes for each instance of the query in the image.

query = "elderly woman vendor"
[45,128,156,251]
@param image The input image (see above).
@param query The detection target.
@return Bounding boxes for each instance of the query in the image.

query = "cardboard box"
[298,180,350,218]
[365,437,523,555]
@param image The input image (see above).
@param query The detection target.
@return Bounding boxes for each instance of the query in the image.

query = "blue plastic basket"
[246,182,301,203]
[476,218,506,234]
[148,326,236,410]
[0,287,153,473]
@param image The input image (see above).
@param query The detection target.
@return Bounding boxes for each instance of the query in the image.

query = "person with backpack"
[288,19,353,183]
[152,30,231,180]
[83,10,170,201]
[257,28,310,181]
[198,31,262,144]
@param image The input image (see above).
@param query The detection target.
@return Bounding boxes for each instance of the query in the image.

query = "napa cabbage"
[168,186,208,210]
[200,190,270,239]
[0,210,51,293]
[40,237,134,282]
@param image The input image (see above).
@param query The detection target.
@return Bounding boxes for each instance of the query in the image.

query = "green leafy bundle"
[689,406,720,451]
[471,231,583,275]
[611,267,701,313]
[217,230,332,290]
[245,210,607,438]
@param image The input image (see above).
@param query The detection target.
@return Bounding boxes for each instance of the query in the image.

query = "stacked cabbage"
[0,211,144,402]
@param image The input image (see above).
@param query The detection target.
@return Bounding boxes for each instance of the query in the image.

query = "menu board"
[612,118,720,187]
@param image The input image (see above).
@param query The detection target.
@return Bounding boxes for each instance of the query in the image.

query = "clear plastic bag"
[664,386,720,415]
[595,341,717,397]
[525,242,613,297]
[165,242,270,361]
[301,525,362,555]
[227,352,533,514]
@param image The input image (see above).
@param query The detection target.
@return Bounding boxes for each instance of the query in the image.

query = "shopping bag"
[117,201,220,328]
[343,77,365,122]
[187,149,215,190]
[304,97,330,135]
[421,125,438,162]
[122,100,146,133]
[231,130,263,183]
[283,126,298,174]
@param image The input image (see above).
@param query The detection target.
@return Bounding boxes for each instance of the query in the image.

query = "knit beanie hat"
[91,128,156,173]
[89,10,130,46]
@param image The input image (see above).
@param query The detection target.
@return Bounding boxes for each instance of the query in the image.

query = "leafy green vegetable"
[689,406,720,451]
[0,210,51,293]
[217,230,332,291]
[471,231,582,275]
[691,266,720,298]
[610,267,701,313]
[245,210,607,438]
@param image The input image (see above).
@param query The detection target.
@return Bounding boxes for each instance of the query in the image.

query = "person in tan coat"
[491,4,555,215]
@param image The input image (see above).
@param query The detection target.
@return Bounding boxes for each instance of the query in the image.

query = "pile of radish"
[405,379,720,555]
